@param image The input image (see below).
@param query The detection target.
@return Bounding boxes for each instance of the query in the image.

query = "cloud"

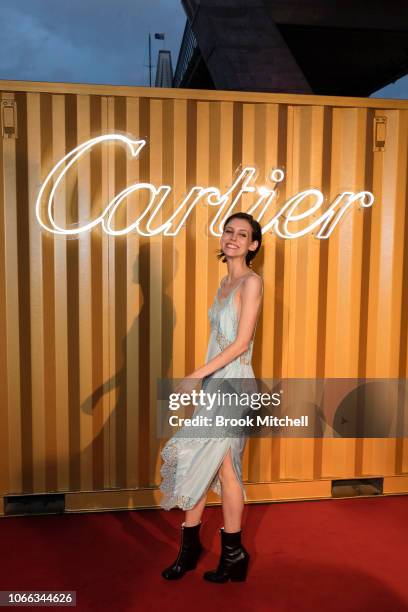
[0,0,186,85]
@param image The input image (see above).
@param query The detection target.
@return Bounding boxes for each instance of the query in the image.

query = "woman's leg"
[184,491,207,526]
[218,448,244,532]
[202,448,250,582]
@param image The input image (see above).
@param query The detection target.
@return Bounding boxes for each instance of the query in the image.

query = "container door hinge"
[373,116,387,152]
[1,99,18,139]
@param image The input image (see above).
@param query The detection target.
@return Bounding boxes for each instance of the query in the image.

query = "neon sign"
[35,134,374,239]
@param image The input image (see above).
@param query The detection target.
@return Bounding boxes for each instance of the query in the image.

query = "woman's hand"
[174,374,202,397]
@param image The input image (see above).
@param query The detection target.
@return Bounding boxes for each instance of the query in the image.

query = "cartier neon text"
[35,134,375,239]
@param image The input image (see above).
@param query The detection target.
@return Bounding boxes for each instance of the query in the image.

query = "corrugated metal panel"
[0,82,407,510]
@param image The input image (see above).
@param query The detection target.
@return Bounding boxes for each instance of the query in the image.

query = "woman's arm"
[190,274,263,380]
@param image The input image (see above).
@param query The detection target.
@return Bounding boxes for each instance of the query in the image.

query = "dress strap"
[232,271,253,292]
[218,271,253,302]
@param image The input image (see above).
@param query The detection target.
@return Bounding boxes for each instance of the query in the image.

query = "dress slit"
[209,444,247,502]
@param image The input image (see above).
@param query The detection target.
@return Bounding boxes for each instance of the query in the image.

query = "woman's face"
[220,218,258,260]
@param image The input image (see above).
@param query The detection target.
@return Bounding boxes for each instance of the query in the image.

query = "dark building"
[155,50,174,88]
[173,0,408,96]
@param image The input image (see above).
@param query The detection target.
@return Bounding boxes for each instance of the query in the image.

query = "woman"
[160,211,264,583]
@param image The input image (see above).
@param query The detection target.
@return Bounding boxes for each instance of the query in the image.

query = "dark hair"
[216,212,262,267]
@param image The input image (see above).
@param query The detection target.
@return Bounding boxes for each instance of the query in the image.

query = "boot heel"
[187,561,198,570]
[230,556,249,582]
[185,551,202,571]
[203,528,250,584]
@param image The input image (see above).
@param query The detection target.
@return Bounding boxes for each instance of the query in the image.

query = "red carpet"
[1,495,408,611]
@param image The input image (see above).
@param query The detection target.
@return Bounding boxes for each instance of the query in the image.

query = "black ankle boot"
[203,527,250,583]
[162,522,203,580]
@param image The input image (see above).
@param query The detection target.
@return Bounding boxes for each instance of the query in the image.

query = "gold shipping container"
[0,81,408,515]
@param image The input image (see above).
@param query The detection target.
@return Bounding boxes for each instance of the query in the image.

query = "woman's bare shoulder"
[242,271,263,294]
[246,271,263,285]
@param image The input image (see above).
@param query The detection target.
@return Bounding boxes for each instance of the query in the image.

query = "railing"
[173,20,198,87]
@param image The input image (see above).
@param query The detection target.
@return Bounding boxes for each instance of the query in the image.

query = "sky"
[0,0,186,87]
[0,0,406,98]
